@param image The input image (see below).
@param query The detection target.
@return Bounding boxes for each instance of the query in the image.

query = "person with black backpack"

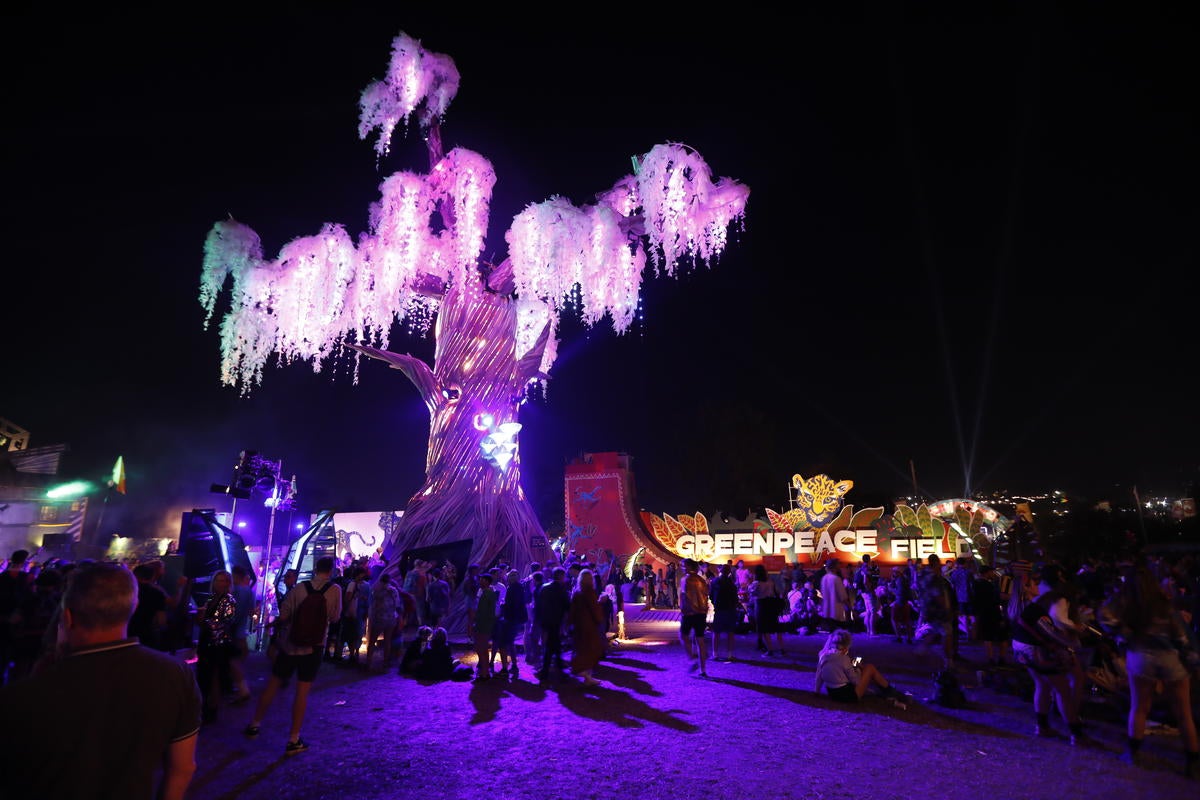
[243,556,342,756]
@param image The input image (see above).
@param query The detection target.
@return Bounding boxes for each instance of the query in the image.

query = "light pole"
[255,465,296,650]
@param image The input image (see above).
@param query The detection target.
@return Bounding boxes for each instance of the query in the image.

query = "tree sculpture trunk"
[350,280,541,631]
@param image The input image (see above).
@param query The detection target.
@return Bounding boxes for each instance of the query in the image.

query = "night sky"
[4,9,1197,543]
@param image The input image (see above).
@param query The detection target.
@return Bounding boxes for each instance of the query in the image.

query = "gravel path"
[183,608,1198,800]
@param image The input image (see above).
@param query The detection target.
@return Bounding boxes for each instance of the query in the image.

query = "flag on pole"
[111,456,126,494]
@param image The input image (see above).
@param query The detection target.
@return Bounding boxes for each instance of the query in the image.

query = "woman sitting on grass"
[814,629,905,703]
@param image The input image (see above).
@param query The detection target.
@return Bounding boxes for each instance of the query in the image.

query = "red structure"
[563,452,673,569]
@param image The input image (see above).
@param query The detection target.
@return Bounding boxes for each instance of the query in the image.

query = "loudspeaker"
[178,509,252,581]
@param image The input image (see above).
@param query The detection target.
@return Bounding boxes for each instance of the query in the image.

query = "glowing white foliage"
[201,32,748,396]
[506,142,747,341]
[633,144,750,276]
[508,198,647,338]
[359,32,460,157]
[426,149,496,283]
[515,296,557,377]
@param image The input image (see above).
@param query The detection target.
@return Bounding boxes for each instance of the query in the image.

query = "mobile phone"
[852,656,862,667]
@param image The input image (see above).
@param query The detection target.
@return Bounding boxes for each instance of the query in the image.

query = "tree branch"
[345,343,440,405]
[515,319,552,385]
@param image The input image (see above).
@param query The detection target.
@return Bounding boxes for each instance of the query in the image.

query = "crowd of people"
[1,542,1197,795]
[621,549,1199,779]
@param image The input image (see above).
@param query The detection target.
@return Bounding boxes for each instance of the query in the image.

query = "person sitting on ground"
[814,629,906,703]
[412,627,473,682]
[400,626,434,676]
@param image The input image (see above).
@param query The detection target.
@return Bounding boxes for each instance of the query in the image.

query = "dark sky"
[4,9,1197,543]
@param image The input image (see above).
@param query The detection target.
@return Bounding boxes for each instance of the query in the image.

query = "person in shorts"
[709,562,739,661]
[678,559,710,677]
[1100,557,1199,774]
[243,556,342,755]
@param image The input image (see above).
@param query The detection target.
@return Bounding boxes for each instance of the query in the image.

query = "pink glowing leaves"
[358,32,461,158]
[634,144,749,277]
[506,198,645,333]
[424,149,496,282]
[202,145,498,392]
[505,143,748,346]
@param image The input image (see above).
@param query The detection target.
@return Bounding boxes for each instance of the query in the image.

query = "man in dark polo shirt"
[0,562,202,800]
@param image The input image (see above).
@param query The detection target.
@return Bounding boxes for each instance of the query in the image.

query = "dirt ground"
[181,607,1198,800]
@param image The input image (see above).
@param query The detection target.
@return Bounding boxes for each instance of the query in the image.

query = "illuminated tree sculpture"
[199,31,749,585]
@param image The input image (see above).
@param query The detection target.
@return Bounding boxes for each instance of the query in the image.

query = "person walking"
[365,572,400,670]
[679,558,710,677]
[854,555,881,638]
[973,563,1011,667]
[641,564,656,610]
[425,566,451,630]
[1101,557,1199,776]
[535,567,570,682]
[472,573,499,681]
[819,560,849,631]
[1009,568,1086,745]
[496,570,527,678]
[195,570,238,724]
[751,563,785,656]
[888,565,915,644]
[227,565,255,704]
[709,563,739,661]
[244,555,342,756]
[337,566,370,665]
[915,554,956,668]
[567,568,605,686]
[522,564,543,664]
